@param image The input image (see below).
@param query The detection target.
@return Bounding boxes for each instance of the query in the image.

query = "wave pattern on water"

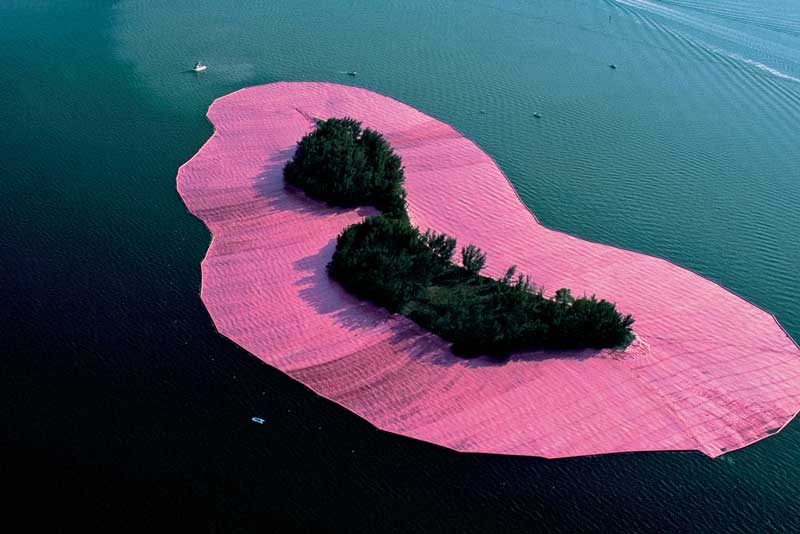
[613,0,800,82]
[72,0,800,528]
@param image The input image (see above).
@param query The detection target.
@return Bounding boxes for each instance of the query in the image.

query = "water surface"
[3,0,800,531]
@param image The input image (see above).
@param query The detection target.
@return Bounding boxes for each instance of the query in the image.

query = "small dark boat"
[609,63,617,69]
[533,112,542,119]
[347,71,358,76]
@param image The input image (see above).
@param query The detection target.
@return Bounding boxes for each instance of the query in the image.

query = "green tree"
[288,117,635,358]
[461,244,486,275]
[284,117,406,216]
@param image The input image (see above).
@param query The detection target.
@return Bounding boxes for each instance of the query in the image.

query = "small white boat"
[193,62,207,72]
[251,416,265,424]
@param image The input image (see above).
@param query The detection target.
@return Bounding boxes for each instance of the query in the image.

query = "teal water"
[3,1,800,531]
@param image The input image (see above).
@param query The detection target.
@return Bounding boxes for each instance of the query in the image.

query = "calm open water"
[2,0,800,531]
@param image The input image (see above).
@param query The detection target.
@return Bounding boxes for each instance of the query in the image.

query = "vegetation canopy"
[285,117,634,358]
[284,117,407,218]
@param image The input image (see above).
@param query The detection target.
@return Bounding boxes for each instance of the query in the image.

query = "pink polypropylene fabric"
[177,82,800,458]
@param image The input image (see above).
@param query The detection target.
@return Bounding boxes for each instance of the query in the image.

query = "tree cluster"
[329,215,633,357]
[284,118,407,218]
[285,118,635,358]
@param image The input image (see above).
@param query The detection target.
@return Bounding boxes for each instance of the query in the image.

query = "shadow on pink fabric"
[177,81,800,459]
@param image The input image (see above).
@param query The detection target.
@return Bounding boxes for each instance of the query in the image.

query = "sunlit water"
[3,0,800,531]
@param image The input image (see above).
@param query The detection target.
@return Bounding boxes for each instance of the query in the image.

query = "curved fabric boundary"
[177,82,800,459]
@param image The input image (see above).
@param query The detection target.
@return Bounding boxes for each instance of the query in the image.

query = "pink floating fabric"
[177,82,800,458]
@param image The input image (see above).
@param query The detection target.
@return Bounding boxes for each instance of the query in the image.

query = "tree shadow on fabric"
[291,239,453,365]
[253,147,377,218]
[291,239,603,368]
[253,146,604,367]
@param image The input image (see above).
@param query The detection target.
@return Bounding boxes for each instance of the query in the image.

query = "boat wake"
[718,50,800,83]
[612,0,800,84]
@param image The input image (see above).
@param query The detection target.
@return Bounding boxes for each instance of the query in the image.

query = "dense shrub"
[328,216,634,357]
[284,118,407,218]
[285,118,635,358]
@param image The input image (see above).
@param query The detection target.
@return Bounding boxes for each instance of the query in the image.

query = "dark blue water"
[3,1,800,531]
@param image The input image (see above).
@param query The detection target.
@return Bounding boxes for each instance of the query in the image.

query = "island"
[285,117,634,357]
[177,82,800,459]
